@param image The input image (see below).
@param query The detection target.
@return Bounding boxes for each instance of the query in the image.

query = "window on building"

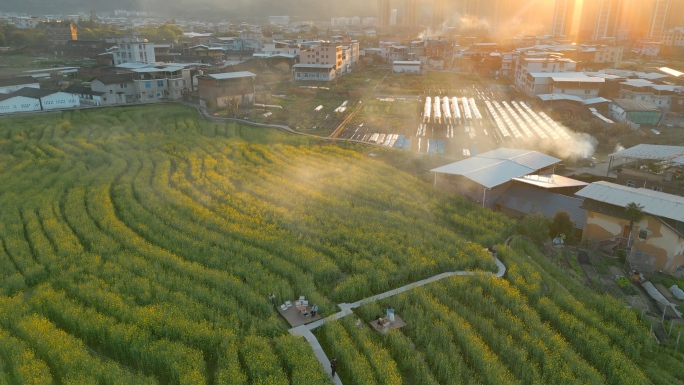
[638,229,648,240]
[145,82,151,88]
[627,180,636,188]
[109,90,113,94]
[157,80,164,87]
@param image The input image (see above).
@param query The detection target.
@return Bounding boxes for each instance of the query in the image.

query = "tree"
[625,202,645,249]
[549,210,575,245]
[624,202,645,269]
[518,213,551,245]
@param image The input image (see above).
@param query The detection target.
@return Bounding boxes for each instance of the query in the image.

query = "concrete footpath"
[288,256,506,384]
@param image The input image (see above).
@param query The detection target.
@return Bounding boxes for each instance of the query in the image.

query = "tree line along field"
[0,104,681,384]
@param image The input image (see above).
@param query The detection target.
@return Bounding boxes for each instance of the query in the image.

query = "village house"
[198,71,257,108]
[577,181,684,274]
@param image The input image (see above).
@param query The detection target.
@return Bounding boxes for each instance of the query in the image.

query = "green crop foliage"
[0,105,676,384]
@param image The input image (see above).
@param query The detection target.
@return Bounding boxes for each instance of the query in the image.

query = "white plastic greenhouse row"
[484,100,511,139]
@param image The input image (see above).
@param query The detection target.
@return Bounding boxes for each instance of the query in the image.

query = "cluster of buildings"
[0,15,366,113]
[0,76,79,112]
[431,146,684,274]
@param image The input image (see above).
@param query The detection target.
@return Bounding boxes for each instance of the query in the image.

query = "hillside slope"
[0,105,680,384]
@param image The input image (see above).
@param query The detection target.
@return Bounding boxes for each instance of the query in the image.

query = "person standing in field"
[387,306,395,324]
[269,293,276,307]
[331,357,338,377]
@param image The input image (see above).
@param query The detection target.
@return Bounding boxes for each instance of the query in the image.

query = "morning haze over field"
[0,0,684,384]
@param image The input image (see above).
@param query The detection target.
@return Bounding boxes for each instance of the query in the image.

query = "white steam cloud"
[418,14,490,40]
[532,130,598,160]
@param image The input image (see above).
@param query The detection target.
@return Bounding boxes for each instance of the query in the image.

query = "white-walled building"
[90,74,137,105]
[0,76,40,94]
[519,72,603,98]
[660,27,684,47]
[0,94,41,114]
[64,85,105,106]
[12,17,41,29]
[392,61,422,74]
[514,54,577,96]
[549,74,604,99]
[212,37,243,51]
[299,42,343,72]
[11,88,79,110]
[117,63,193,103]
[618,78,684,111]
[112,37,156,65]
[293,64,337,81]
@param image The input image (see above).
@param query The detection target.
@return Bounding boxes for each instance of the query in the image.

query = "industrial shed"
[430,148,560,207]
[609,99,663,126]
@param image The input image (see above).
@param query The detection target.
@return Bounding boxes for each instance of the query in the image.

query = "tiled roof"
[0,76,39,87]
[91,73,134,85]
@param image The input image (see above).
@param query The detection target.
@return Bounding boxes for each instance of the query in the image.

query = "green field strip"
[75,173,280,322]
[237,336,290,385]
[316,320,379,385]
[118,154,317,308]
[19,208,59,275]
[410,289,522,385]
[273,334,332,384]
[0,326,53,385]
[377,294,481,385]
[29,285,204,384]
[40,275,237,368]
[339,316,403,385]
[441,277,606,384]
[149,153,342,289]
[428,282,543,384]
[0,238,23,294]
[215,336,248,385]
[0,208,46,286]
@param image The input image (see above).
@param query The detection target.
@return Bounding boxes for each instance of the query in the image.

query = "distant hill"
[1,0,377,20]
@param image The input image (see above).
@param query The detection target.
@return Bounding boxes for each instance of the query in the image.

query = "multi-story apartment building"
[513,53,578,97]
[90,64,192,105]
[299,42,343,72]
[575,44,624,67]
[241,31,263,52]
[123,64,192,103]
[112,37,156,66]
[13,17,41,29]
[552,0,576,37]
[649,0,684,37]
[211,37,243,51]
[44,21,77,46]
[660,27,684,47]
[618,78,684,111]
